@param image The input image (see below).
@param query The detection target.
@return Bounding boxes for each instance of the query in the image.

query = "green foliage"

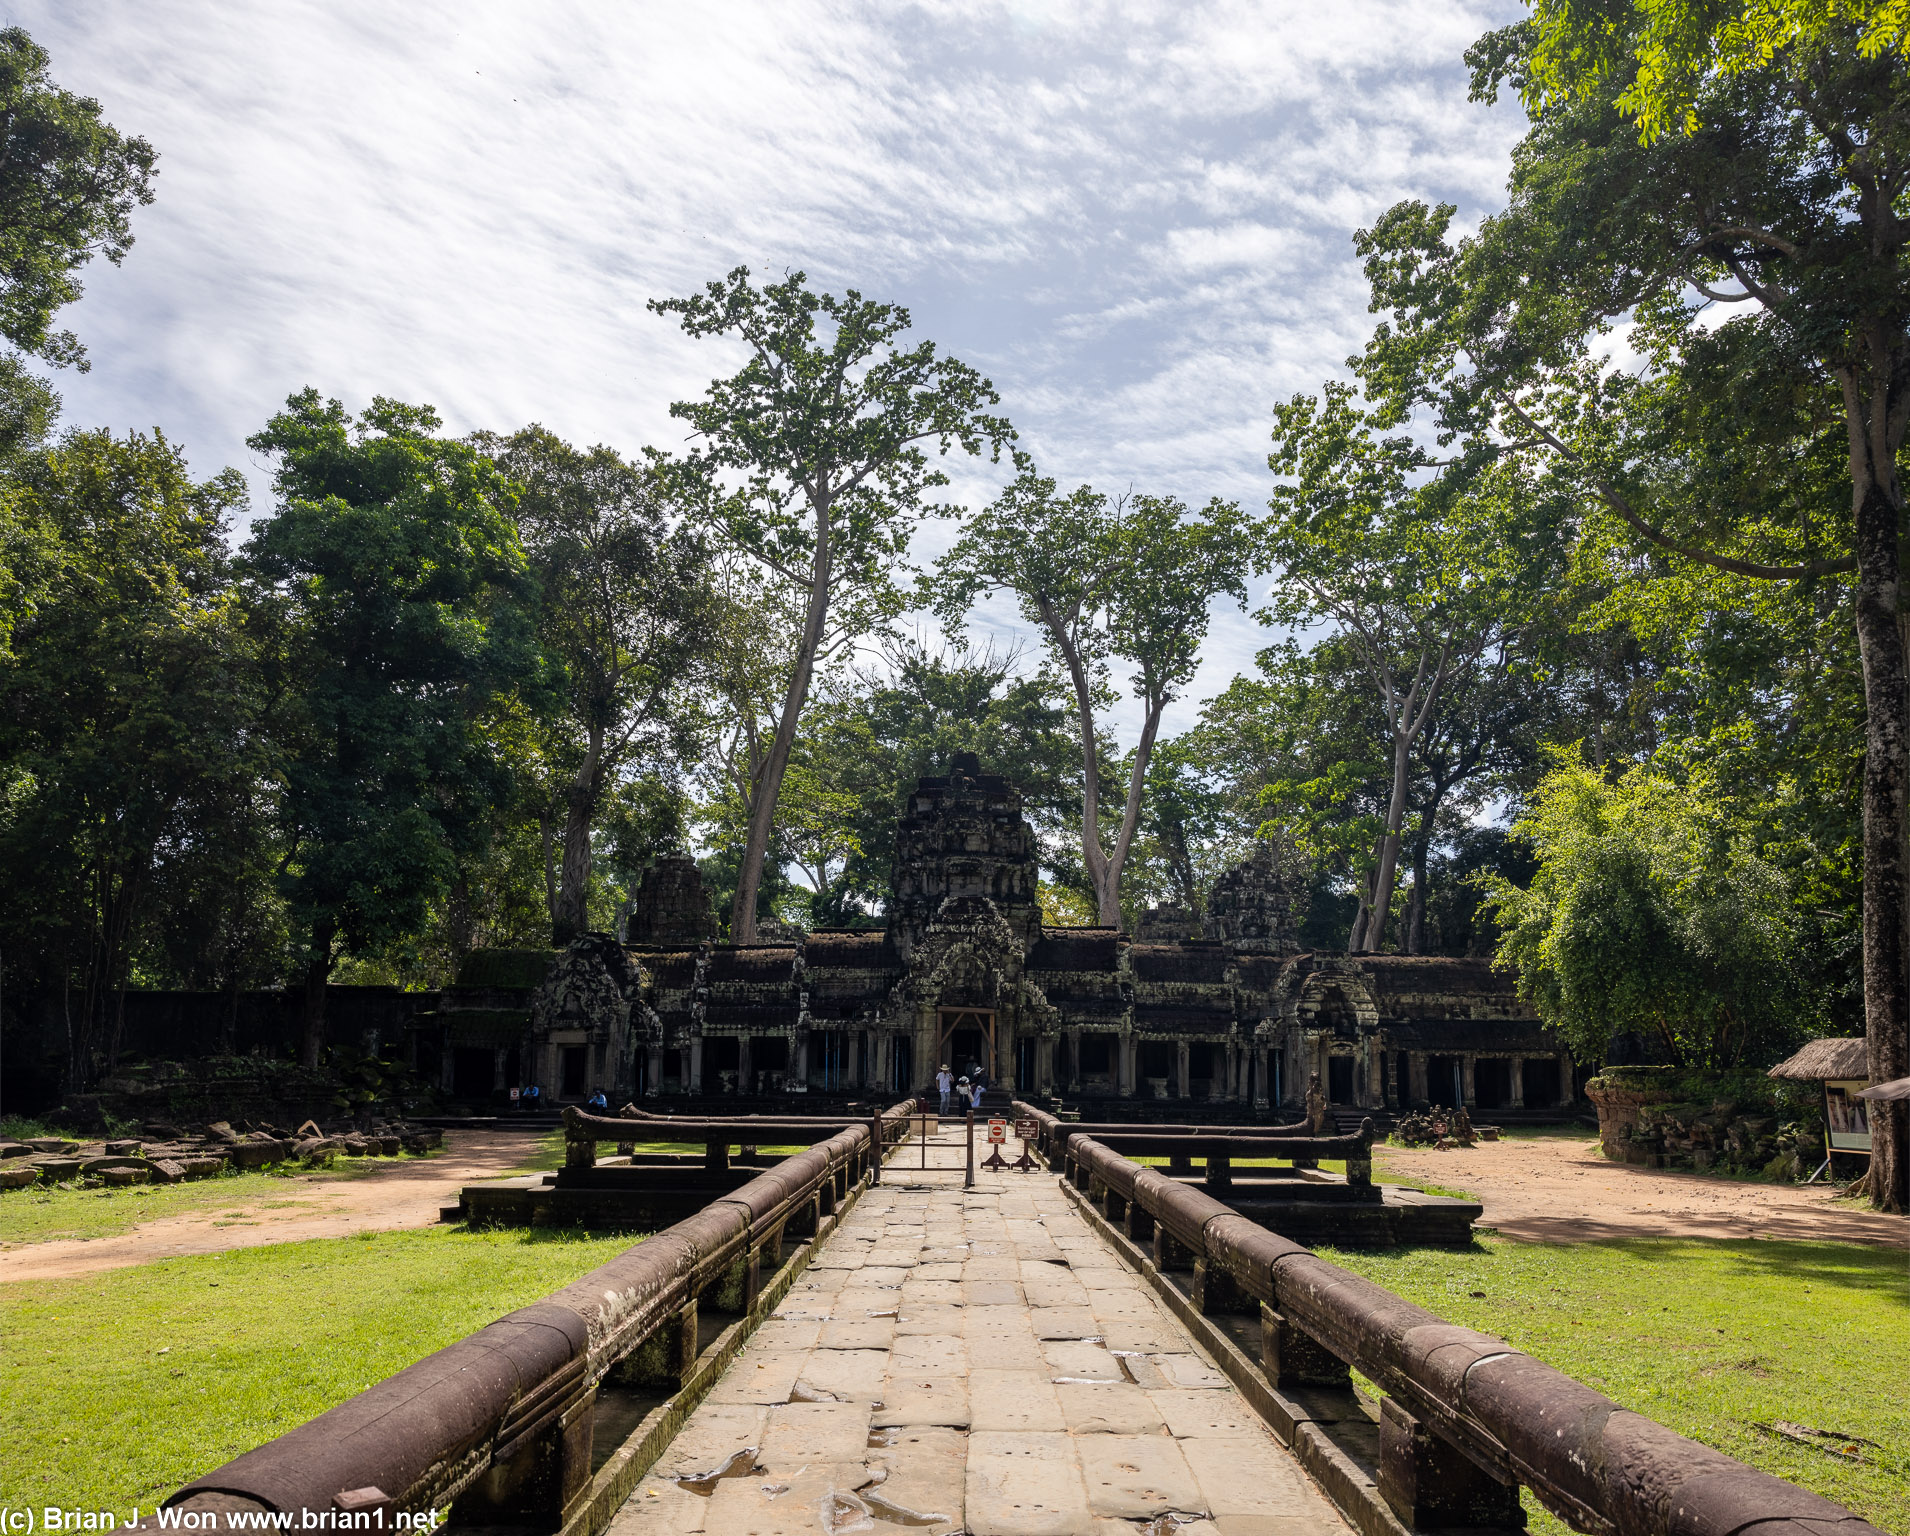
[1485,750,1815,1068]
[0,428,258,1087]
[245,392,545,1044]
[652,266,1014,938]
[0,28,156,369]
[931,463,1247,922]
[486,426,713,943]
[1519,0,1910,141]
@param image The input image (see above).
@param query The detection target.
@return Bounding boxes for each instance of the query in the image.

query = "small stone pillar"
[687,1035,703,1094]
[1255,1045,1271,1108]
[1558,1049,1576,1105]
[1176,1040,1192,1099]
[1460,1054,1477,1107]
[1260,1304,1349,1387]
[737,1035,754,1096]
[646,1042,663,1098]
[1508,1054,1525,1109]
[1378,1396,1524,1530]
[1409,1051,1427,1104]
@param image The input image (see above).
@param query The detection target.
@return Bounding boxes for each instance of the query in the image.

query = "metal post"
[965,1109,975,1188]
[921,1107,928,1171]
[870,1109,881,1185]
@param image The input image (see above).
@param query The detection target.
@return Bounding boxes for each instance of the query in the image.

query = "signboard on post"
[986,1118,1008,1144]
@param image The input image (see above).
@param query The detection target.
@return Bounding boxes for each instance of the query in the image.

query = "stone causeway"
[609,1123,1350,1536]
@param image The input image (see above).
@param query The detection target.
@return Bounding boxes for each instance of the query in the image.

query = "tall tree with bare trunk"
[931,465,1247,926]
[650,268,1013,941]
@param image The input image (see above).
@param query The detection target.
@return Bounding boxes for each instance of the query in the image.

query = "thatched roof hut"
[1767,1037,1870,1082]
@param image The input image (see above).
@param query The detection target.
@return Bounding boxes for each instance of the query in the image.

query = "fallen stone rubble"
[0,1117,444,1190]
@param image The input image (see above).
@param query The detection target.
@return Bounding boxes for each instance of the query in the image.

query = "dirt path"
[0,1128,547,1283]
[1378,1133,1908,1247]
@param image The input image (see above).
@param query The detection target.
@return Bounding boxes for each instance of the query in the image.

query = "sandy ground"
[0,1127,547,1283]
[1378,1132,1909,1248]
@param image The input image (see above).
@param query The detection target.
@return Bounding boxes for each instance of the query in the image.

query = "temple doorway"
[937,1008,997,1080]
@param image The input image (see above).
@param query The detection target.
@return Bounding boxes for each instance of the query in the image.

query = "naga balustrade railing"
[1020,1102,1884,1536]
[160,1101,914,1531]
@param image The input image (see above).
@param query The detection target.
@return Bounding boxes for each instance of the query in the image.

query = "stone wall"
[1586,1068,1821,1178]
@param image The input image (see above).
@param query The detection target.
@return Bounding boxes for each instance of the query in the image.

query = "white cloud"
[21,0,1528,738]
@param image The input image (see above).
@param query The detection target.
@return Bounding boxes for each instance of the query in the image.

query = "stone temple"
[423,754,1578,1117]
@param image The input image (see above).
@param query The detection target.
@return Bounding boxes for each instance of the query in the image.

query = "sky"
[20,0,1528,738]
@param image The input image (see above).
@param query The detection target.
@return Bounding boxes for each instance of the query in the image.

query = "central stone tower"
[888,751,1041,964]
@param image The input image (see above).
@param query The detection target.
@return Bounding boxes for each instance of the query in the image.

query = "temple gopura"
[424,754,1577,1117]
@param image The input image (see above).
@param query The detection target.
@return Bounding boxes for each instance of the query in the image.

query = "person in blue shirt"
[586,1090,609,1113]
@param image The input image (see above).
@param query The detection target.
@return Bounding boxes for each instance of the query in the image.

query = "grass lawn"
[0,1155,446,1248]
[1320,1235,1910,1535]
[0,1224,643,1513]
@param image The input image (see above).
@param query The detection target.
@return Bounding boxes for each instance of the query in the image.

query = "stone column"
[1038,1035,1055,1093]
[1120,1035,1137,1097]
[1460,1054,1477,1107]
[1225,1039,1240,1101]
[1508,1054,1525,1109]
[1066,1029,1081,1090]
[492,1047,508,1093]
[795,1034,810,1091]
[1176,1040,1192,1099]
[688,1035,703,1094]
[1558,1049,1576,1106]
[647,1042,663,1098]
[737,1035,754,1095]
[1255,1044,1272,1108]
[1409,1051,1427,1104]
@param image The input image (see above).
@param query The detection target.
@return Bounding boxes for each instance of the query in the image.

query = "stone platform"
[607,1127,1352,1536]
[1220,1179,1482,1247]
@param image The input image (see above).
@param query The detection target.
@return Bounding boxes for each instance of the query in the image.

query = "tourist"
[524,1083,540,1112]
[955,1075,970,1110]
[935,1063,953,1115]
[586,1089,609,1113]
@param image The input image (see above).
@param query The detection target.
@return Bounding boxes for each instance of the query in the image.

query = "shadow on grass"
[1583,1235,1910,1305]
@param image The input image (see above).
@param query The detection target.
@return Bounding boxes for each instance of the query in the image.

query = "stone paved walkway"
[608,1127,1351,1536]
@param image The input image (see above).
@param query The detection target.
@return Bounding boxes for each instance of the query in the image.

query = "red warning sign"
[986,1118,1008,1144]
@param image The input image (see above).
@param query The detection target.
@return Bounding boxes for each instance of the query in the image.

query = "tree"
[783,638,1085,923]
[1263,389,1551,949]
[489,426,712,943]
[651,267,1014,941]
[0,27,156,370]
[1484,749,1813,1070]
[0,429,253,1089]
[932,466,1248,925]
[246,391,543,1066]
[1359,10,1910,1206]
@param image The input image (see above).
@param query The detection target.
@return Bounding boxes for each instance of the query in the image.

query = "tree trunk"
[1097,697,1167,927]
[539,811,559,931]
[1406,832,1431,955]
[1851,492,1910,1211]
[1046,610,1111,922]
[299,915,337,1070]
[554,727,604,945]
[1363,731,1414,953]
[731,504,833,943]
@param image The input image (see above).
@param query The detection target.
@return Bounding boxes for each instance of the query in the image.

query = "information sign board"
[986,1118,1007,1144]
